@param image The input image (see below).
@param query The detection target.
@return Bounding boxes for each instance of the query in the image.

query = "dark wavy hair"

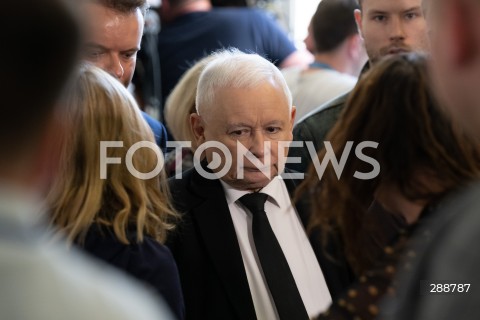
[297,53,480,275]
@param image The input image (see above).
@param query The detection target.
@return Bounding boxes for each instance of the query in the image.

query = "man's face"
[355,0,429,63]
[83,3,143,87]
[192,82,295,191]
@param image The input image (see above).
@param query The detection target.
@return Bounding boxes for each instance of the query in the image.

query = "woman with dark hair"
[297,53,480,319]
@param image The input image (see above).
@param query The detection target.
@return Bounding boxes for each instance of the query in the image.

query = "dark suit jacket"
[167,165,354,320]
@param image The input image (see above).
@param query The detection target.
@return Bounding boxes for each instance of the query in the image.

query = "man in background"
[288,0,429,172]
[81,0,168,150]
[157,0,310,120]
[282,0,367,123]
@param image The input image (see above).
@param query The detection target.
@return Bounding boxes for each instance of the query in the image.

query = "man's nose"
[389,17,406,42]
[107,54,124,80]
[249,131,266,159]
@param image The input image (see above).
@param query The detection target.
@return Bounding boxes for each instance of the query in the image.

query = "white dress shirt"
[220,176,332,319]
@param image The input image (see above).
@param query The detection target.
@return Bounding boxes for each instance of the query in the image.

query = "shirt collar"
[220,176,286,209]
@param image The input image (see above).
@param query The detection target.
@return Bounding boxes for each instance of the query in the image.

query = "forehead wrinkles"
[363,0,422,13]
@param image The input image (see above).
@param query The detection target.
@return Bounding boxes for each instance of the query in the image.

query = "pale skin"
[428,0,480,137]
[303,22,316,54]
[354,0,429,63]
[191,82,296,191]
[82,3,144,87]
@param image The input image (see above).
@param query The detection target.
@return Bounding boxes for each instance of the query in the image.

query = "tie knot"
[239,192,268,214]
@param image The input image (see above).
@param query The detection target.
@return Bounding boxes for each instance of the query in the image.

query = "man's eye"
[123,51,137,59]
[373,15,387,22]
[230,129,249,137]
[405,12,418,20]
[266,127,281,134]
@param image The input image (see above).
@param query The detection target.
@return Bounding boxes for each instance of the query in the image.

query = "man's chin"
[226,170,277,191]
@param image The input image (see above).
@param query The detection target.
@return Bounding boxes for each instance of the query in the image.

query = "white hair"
[195,48,293,116]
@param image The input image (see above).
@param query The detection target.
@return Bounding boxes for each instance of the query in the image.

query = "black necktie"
[239,193,309,320]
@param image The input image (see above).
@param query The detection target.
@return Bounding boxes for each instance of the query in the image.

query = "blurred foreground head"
[424,0,480,138]
[0,0,80,186]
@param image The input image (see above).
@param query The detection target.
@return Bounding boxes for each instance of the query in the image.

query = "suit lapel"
[188,166,257,320]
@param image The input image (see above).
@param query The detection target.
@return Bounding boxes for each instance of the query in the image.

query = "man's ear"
[448,0,476,66]
[354,9,364,40]
[290,106,297,128]
[347,34,363,59]
[190,113,206,146]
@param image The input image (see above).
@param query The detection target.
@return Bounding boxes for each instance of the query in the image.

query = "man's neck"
[311,52,350,75]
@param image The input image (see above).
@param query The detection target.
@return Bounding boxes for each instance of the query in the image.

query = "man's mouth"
[387,47,409,55]
[243,167,270,172]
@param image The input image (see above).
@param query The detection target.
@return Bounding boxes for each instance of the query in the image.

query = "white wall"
[291,0,321,49]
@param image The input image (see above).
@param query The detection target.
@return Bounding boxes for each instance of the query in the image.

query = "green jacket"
[287,92,350,173]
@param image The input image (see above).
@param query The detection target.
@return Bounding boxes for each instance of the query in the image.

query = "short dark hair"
[89,0,149,16]
[311,0,360,53]
[0,0,81,158]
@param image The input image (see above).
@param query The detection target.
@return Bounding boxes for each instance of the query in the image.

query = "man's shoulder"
[293,92,350,143]
[0,226,173,319]
[168,166,219,212]
[296,92,349,126]
[430,182,480,242]
[169,8,264,25]
[168,167,195,200]
[141,111,168,149]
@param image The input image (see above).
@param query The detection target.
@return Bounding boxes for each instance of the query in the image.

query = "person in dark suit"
[168,49,353,320]
[47,65,184,319]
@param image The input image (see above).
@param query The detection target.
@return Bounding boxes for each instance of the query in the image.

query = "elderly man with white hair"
[167,49,353,320]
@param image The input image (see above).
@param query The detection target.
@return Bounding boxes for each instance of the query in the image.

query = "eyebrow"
[368,10,388,15]
[264,120,286,127]
[84,43,140,52]
[403,6,422,13]
[367,6,422,15]
[226,122,252,129]
[84,43,107,50]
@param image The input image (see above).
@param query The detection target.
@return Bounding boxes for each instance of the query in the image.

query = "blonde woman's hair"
[48,65,178,245]
[164,55,216,150]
